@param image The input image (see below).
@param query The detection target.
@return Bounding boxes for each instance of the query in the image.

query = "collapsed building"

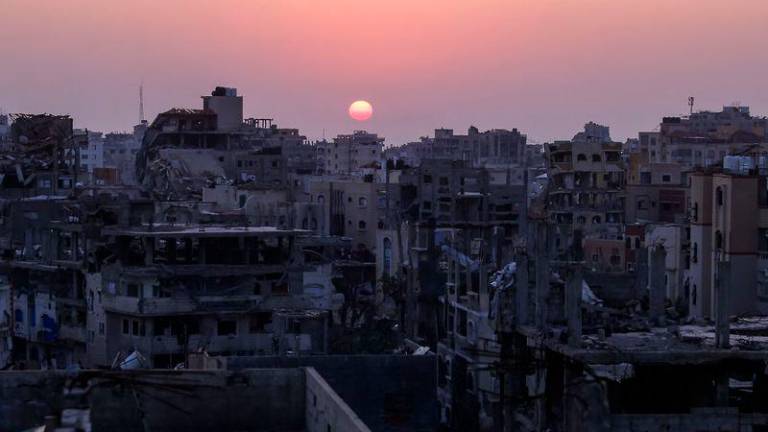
[0,114,79,197]
[0,88,363,370]
[136,87,313,201]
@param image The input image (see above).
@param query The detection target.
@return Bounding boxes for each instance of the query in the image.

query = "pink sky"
[1,0,768,145]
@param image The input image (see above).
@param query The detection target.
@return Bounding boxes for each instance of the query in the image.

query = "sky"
[1,0,768,146]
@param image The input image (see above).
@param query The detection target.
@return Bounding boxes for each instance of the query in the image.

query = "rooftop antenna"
[688,96,695,115]
[139,83,145,124]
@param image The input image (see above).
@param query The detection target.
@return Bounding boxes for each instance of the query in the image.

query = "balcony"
[102,296,198,316]
[139,333,311,355]
[103,293,327,316]
[58,324,87,343]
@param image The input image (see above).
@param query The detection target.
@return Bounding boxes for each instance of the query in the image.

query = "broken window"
[217,320,237,336]
[287,319,302,334]
[126,283,140,298]
[249,312,273,333]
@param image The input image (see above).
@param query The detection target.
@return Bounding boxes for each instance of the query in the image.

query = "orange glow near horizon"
[1,1,767,144]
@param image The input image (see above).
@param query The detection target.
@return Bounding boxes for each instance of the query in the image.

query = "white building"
[319,131,383,175]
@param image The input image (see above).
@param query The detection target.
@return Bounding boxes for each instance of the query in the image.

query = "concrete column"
[515,252,529,326]
[715,261,731,349]
[535,223,549,329]
[566,267,582,347]
[715,369,729,406]
[144,237,155,266]
[649,245,667,324]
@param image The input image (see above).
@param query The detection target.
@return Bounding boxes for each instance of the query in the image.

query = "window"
[592,216,602,224]
[577,154,587,161]
[716,187,724,206]
[288,320,302,334]
[249,313,273,333]
[122,319,129,335]
[132,320,140,336]
[423,175,432,184]
[217,320,237,336]
[592,154,601,162]
[692,243,698,263]
[126,283,140,298]
[358,197,368,208]
[662,175,671,183]
[98,322,105,335]
[383,238,393,277]
[358,220,367,230]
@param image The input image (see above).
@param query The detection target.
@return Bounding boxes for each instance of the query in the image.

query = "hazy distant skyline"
[2,0,768,145]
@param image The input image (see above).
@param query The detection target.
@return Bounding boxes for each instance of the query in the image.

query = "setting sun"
[349,100,373,121]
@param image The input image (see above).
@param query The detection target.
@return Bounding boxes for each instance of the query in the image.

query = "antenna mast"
[139,84,145,123]
[688,96,695,115]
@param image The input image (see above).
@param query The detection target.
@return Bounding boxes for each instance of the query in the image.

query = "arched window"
[592,215,602,224]
[317,194,325,205]
[358,220,367,230]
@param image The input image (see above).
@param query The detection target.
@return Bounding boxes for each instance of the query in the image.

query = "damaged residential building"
[545,123,626,262]
[393,159,526,346]
[8,88,768,432]
[432,114,768,431]
[398,126,527,168]
[87,223,345,367]
[136,86,313,201]
[0,88,355,370]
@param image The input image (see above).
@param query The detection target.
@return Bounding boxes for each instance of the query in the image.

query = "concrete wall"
[0,369,306,432]
[612,410,768,431]
[227,355,438,432]
[0,371,67,431]
[306,367,370,432]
